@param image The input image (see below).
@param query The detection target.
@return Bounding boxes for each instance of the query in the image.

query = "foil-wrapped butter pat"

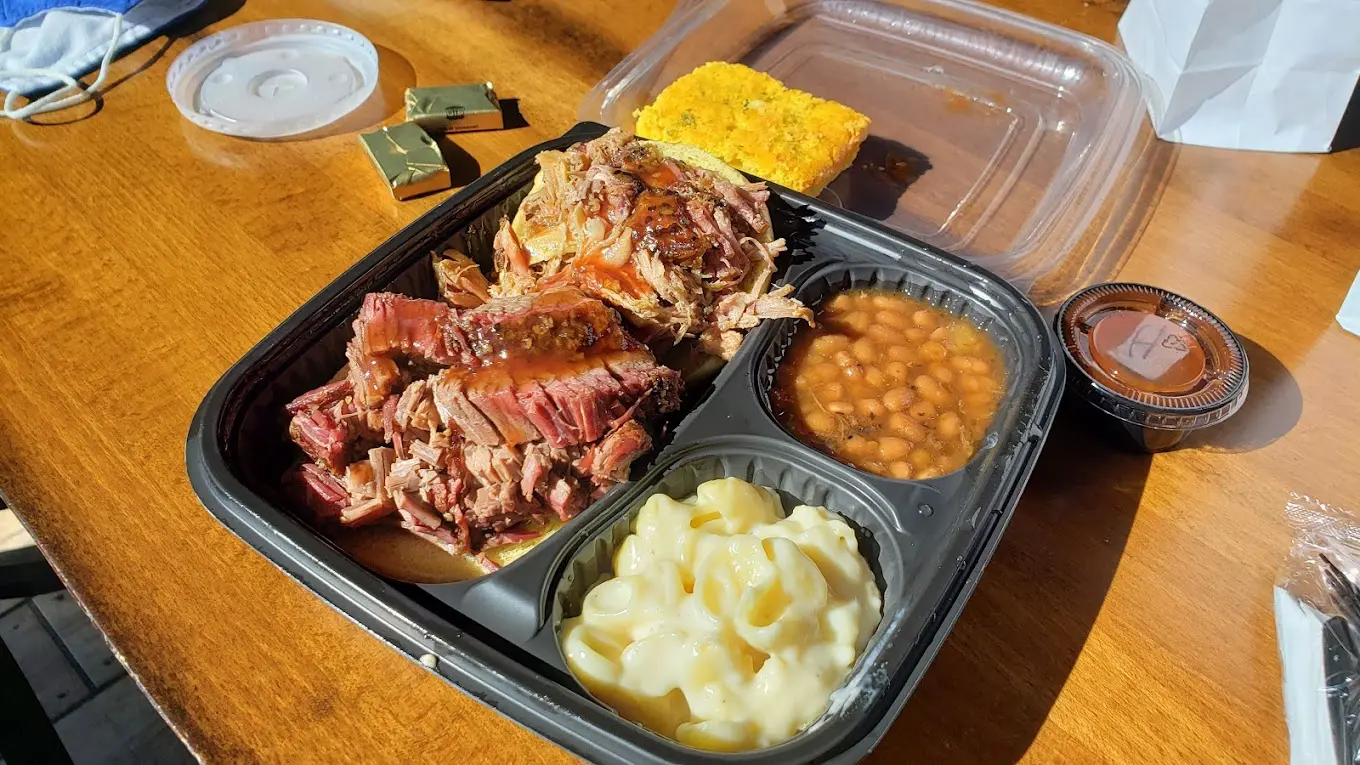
[358,122,450,200]
[404,82,503,133]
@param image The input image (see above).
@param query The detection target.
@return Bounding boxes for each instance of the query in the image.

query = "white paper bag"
[1338,270,1360,337]
[1119,0,1360,153]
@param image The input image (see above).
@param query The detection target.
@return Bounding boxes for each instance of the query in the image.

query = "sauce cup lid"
[1054,283,1248,432]
[166,19,379,139]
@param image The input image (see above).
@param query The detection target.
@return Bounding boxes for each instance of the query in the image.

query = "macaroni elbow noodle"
[560,478,883,752]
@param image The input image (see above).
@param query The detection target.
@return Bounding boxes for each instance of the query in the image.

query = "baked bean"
[843,311,871,333]
[909,448,934,470]
[908,399,937,422]
[811,334,850,354]
[919,341,947,362]
[852,338,877,364]
[772,288,1005,481]
[857,399,886,418]
[913,375,950,406]
[879,437,911,461]
[888,345,916,362]
[928,363,955,384]
[888,413,927,441]
[804,411,836,435]
[884,387,914,412]
[842,437,877,457]
[868,324,899,343]
[937,412,961,440]
[875,310,908,329]
[827,294,855,312]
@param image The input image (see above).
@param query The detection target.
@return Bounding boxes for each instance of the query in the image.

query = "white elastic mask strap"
[0,13,124,120]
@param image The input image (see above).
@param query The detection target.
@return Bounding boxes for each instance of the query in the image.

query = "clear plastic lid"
[167,19,379,139]
[580,0,1148,304]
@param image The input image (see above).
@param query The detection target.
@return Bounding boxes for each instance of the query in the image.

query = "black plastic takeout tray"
[186,122,1063,764]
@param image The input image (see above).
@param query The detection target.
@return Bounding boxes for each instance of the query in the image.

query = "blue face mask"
[0,0,142,28]
[0,0,206,118]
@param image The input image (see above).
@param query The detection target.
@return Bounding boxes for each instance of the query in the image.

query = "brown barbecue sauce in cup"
[1055,283,1248,452]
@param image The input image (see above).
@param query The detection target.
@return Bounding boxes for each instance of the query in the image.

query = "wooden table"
[2,0,1355,761]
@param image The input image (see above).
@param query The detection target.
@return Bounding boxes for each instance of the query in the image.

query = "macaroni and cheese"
[560,477,882,752]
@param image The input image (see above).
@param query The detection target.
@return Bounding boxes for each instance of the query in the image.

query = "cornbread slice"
[633,62,870,195]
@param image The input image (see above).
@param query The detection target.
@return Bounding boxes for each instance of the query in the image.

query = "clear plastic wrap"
[1276,493,1360,765]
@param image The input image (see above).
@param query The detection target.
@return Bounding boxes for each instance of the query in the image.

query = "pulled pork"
[498,129,811,358]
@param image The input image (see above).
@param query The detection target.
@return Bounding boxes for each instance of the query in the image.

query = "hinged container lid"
[580,0,1148,304]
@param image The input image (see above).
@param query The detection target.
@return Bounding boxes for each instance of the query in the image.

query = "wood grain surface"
[1,0,1356,762]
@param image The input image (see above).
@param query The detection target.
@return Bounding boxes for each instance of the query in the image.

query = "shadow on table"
[307,45,417,139]
[868,400,1150,764]
[1184,335,1301,454]
[821,135,933,221]
[431,135,483,188]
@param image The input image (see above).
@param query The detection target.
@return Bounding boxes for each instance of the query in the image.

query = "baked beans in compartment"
[770,288,1006,480]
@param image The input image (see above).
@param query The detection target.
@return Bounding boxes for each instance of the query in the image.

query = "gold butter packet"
[405,82,503,133]
[358,122,450,201]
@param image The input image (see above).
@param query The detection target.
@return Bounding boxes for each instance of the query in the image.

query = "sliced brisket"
[463,444,522,486]
[461,286,634,361]
[514,379,579,448]
[545,475,584,521]
[431,370,502,446]
[285,379,353,415]
[287,282,686,558]
[294,463,349,520]
[346,338,402,407]
[289,408,354,474]
[575,419,651,483]
[520,442,556,501]
[606,356,683,416]
[354,293,469,365]
[466,383,542,445]
[468,483,539,533]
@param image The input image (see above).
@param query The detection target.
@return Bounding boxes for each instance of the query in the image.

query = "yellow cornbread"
[633,62,870,195]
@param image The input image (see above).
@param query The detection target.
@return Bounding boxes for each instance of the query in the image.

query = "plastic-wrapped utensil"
[1277,494,1360,765]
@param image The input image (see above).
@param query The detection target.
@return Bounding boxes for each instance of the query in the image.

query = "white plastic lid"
[167,19,379,139]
